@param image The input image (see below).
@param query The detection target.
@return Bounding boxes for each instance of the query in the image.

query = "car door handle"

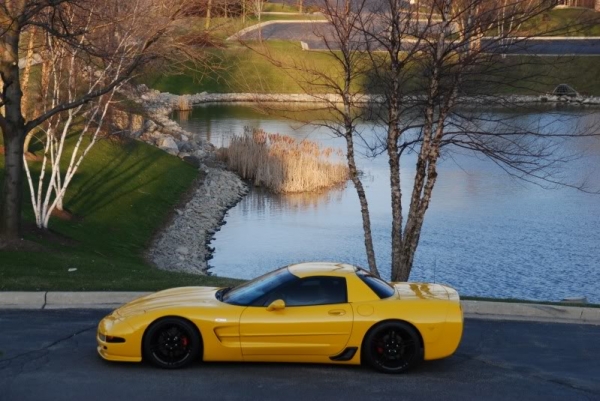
[328,309,346,316]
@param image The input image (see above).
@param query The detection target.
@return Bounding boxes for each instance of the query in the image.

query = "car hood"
[114,286,221,316]
[392,282,457,301]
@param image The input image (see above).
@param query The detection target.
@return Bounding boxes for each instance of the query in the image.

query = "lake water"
[176,103,600,303]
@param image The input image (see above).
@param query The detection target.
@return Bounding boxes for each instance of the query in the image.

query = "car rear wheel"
[363,321,422,374]
[143,317,201,369]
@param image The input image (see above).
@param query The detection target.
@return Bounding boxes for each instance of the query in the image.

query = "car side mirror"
[266,299,285,311]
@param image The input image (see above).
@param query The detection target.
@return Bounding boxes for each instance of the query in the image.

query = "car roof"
[287,262,359,278]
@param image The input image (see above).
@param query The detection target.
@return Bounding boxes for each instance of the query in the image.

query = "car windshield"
[221,267,297,306]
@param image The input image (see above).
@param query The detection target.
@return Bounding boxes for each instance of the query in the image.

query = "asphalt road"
[0,309,599,401]
[240,22,600,55]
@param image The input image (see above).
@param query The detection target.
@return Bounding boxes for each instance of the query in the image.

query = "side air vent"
[330,347,358,361]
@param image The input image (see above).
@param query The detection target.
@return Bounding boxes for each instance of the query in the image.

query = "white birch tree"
[22,7,128,229]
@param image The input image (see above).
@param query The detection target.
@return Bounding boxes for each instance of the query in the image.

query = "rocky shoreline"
[128,87,600,275]
[142,90,600,108]
[130,87,249,275]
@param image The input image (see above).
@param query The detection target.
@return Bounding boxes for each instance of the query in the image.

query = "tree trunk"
[344,125,379,277]
[205,0,212,30]
[0,26,26,242]
[20,28,36,121]
[21,28,37,154]
[387,97,404,280]
[388,125,404,281]
[1,126,25,241]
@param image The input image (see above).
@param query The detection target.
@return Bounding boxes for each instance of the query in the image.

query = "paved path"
[237,22,600,55]
[1,309,599,400]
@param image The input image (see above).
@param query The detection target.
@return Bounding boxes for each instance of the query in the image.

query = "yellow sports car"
[97,262,463,373]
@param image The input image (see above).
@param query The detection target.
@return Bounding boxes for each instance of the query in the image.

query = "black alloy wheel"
[363,321,422,373]
[143,317,201,369]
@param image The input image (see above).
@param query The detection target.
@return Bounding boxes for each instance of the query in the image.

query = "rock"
[176,246,189,255]
[160,147,179,156]
[182,155,202,168]
[158,136,179,152]
[144,120,158,133]
[178,152,191,159]
[131,129,143,139]
[147,166,248,275]
[178,141,194,152]
[194,149,208,160]
[561,296,587,304]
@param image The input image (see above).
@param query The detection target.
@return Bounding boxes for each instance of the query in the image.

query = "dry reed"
[222,127,349,193]
[175,96,192,111]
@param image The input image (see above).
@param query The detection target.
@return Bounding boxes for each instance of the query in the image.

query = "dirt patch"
[24,151,43,162]
[50,208,76,221]
[24,224,79,247]
[0,236,47,252]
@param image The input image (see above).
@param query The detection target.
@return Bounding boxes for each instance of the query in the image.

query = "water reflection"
[238,186,347,217]
[178,104,600,303]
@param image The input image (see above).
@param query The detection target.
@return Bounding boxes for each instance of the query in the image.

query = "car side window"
[261,276,348,307]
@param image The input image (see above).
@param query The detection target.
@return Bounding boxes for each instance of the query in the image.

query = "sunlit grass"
[0,134,241,291]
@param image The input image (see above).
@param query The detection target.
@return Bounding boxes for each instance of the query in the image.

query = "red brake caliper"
[181,336,189,347]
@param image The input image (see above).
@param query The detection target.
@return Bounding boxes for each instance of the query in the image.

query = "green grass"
[0,134,242,291]
[519,8,600,37]
[263,3,301,13]
[146,40,600,96]
[470,55,600,96]
[145,41,358,94]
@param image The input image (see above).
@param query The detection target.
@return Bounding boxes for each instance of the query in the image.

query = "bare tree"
[355,0,598,281]
[251,0,265,41]
[0,0,204,243]
[23,12,127,229]
[246,0,599,281]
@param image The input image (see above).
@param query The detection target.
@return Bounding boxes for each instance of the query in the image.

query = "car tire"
[143,317,202,369]
[362,321,422,374]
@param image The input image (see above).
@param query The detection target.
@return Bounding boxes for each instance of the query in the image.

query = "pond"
[176,103,600,303]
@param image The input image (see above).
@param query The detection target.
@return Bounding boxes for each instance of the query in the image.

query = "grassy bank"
[0,134,242,291]
[520,8,600,37]
[147,41,349,94]
[146,40,600,96]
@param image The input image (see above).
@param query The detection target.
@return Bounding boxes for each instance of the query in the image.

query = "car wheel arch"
[141,315,204,362]
[360,319,424,362]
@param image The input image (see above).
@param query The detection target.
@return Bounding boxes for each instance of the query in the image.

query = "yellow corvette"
[97,262,463,373]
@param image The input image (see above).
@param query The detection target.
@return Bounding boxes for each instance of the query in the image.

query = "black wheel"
[143,317,201,369]
[363,321,422,374]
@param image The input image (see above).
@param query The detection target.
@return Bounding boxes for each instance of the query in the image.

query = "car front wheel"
[143,317,201,369]
[363,321,422,374]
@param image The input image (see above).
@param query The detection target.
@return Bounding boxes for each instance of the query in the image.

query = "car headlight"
[98,332,126,343]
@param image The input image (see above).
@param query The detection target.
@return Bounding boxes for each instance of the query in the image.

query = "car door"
[239,276,354,357]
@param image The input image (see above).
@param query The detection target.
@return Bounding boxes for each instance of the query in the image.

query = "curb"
[0,292,598,325]
[461,300,600,325]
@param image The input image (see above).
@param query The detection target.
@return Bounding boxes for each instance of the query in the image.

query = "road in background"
[1,309,599,400]
[237,22,600,55]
